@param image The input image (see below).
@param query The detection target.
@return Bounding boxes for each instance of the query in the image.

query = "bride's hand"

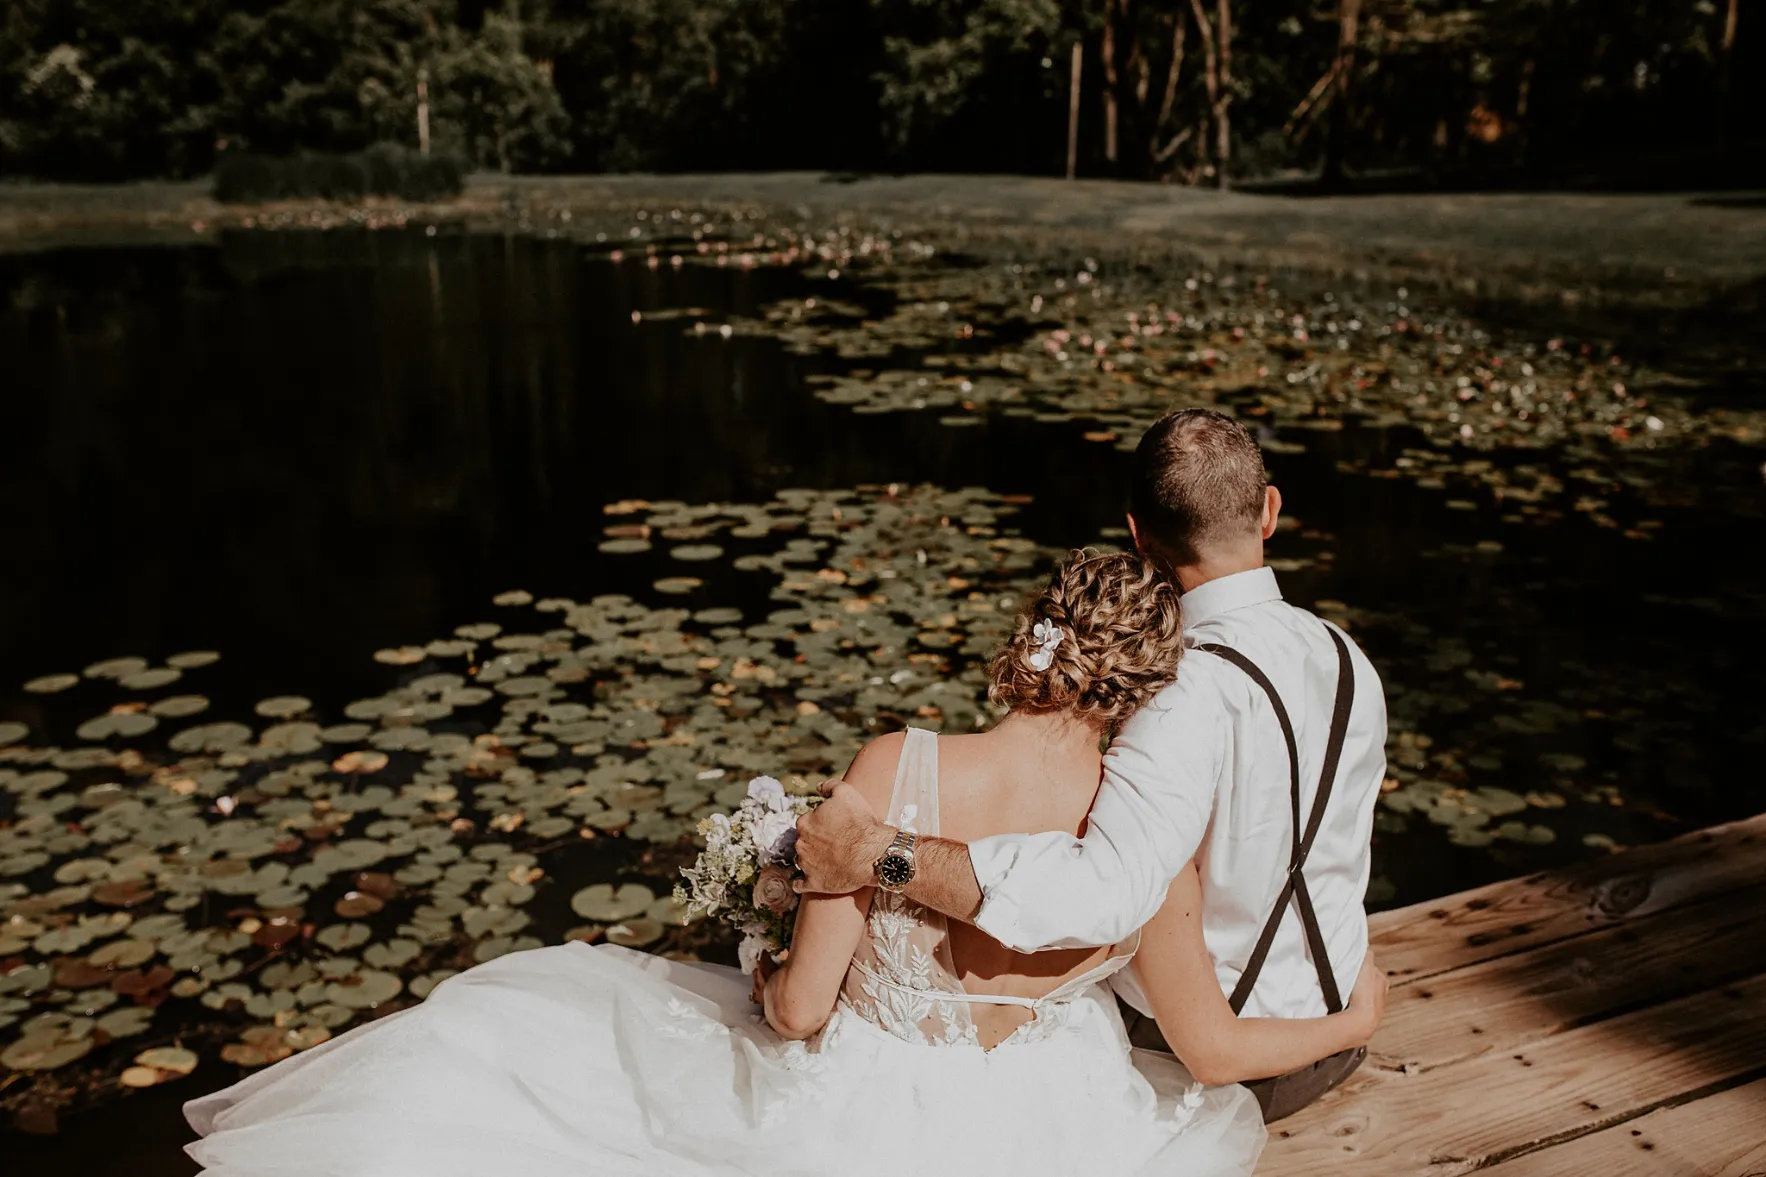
[1347,953,1388,1040]
[750,952,782,1006]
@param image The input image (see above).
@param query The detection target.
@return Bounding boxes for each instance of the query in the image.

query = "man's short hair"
[1129,408,1268,570]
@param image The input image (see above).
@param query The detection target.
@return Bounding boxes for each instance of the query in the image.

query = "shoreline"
[3,173,1763,313]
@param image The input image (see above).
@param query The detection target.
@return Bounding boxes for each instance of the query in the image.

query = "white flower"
[1028,620,1065,672]
[746,775,786,804]
[737,931,769,976]
[754,809,799,865]
[702,812,732,849]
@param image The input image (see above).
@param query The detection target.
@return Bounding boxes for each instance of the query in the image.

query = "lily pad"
[256,695,313,718]
[149,695,211,718]
[169,722,254,753]
[84,657,148,680]
[118,667,183,691]
[1,1022,94,1071]
[316,923,371,951]
[692,607,744,625]
[653,577,704,595]
[23,674,79,694]
[328,969,402,1009]
[571,883,655,922]
[136,1045,199,1075]
[332,750,390,774]
[670,544,725,561]
[334,890,385,918]
[166,651,221,669]
[599,539,652,554]
[0,721,28,748]
[76,712,159,741]
[605,918,664,948]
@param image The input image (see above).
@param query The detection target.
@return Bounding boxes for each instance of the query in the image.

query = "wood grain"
[1258,970,1766,1177]
[1369,814,1766,984]
[1370,883,1766,1071]
[1476,1078,1766,1177]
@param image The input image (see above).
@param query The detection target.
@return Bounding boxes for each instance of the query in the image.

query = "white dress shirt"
[969,566,1387,1019]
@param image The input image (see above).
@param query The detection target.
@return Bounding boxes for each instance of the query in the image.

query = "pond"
[2,227,1763,1170]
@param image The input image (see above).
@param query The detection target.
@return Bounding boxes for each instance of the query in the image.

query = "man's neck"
[1173,550,1264,594]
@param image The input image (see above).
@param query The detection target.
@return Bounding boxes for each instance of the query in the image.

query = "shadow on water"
[2,228,1764,1175]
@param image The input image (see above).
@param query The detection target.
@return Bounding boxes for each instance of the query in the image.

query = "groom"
[796,407,1388,1121]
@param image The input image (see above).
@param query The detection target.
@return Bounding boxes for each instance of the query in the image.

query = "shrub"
[213,144,464,204]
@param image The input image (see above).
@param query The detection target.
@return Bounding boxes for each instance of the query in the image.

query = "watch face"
[877,851,914,889]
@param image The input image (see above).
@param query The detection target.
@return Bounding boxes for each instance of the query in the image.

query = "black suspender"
[1197,626,1356,1015]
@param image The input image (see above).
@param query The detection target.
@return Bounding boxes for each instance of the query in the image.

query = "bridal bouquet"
[676,776,821,975]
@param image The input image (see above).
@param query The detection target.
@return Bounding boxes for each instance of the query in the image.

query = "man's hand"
[792,782,893,894]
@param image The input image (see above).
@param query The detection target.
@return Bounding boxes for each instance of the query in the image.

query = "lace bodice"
[837,727,1138,1049]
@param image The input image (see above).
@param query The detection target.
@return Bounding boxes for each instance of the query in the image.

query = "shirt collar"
[1180,566,1283,630]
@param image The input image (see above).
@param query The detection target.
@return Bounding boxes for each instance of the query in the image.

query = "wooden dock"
[1260,813,1766,1176]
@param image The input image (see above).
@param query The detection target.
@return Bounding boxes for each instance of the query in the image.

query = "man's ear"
[1126,512,1150,556]
[1260,486,1282,540]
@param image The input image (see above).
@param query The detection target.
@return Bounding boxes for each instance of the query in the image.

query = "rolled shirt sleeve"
[969,670,1226,952]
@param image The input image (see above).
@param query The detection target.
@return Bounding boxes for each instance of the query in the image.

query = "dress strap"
[885,727,940,836]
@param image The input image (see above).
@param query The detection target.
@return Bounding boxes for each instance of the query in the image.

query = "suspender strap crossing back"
[1197,625,1356,1016]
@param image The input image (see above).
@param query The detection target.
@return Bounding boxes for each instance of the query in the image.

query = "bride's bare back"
[845,714,1118,1048]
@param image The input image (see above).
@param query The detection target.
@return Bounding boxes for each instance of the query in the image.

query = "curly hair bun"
[987,550,1185,729]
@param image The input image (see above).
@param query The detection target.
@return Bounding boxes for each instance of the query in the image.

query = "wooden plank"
[1257,970,1766,1177]
[1476,1078,1766,1177]
[1372,883,1766,1071]
[1369,814,1766,984]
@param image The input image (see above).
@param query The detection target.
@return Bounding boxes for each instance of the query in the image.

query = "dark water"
[2,229,1764,1171]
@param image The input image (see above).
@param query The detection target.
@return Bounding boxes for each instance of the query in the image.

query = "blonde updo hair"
[988,549,1185,729]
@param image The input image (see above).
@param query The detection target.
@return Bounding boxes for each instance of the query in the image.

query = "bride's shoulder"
[840,730,909,817]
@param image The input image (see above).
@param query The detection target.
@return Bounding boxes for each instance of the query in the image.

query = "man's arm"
[793,795,983,920]
[794,668,1228,952]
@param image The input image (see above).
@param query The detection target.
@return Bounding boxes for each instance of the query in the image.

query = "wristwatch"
[873,828,918,893]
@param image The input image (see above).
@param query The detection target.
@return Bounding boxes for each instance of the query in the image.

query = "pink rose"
[752,865,798,916]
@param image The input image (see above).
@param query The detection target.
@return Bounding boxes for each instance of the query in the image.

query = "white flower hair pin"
[1028,620,1065,672]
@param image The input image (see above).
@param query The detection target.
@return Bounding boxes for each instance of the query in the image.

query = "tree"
[430,11,569,171]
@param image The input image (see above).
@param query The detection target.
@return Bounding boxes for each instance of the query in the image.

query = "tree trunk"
[1189,0,1218,183]
[1320,0,1361,184]
[416,68,431,156]
[1067,41,1083,179]
[1214,0,1232,187]
[1151,9,1190,171]
[1719,0,1740,149]
[1103,0,1120,166]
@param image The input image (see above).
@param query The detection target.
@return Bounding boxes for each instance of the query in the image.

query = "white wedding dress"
[185,728,1265,1176]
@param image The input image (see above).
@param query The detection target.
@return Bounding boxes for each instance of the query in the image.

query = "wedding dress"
[185,728,1265,1176]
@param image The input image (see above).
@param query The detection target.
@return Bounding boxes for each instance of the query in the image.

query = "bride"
[185,551,1383,1177]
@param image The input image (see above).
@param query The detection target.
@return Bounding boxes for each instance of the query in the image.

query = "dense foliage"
[0,0,1753,185]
